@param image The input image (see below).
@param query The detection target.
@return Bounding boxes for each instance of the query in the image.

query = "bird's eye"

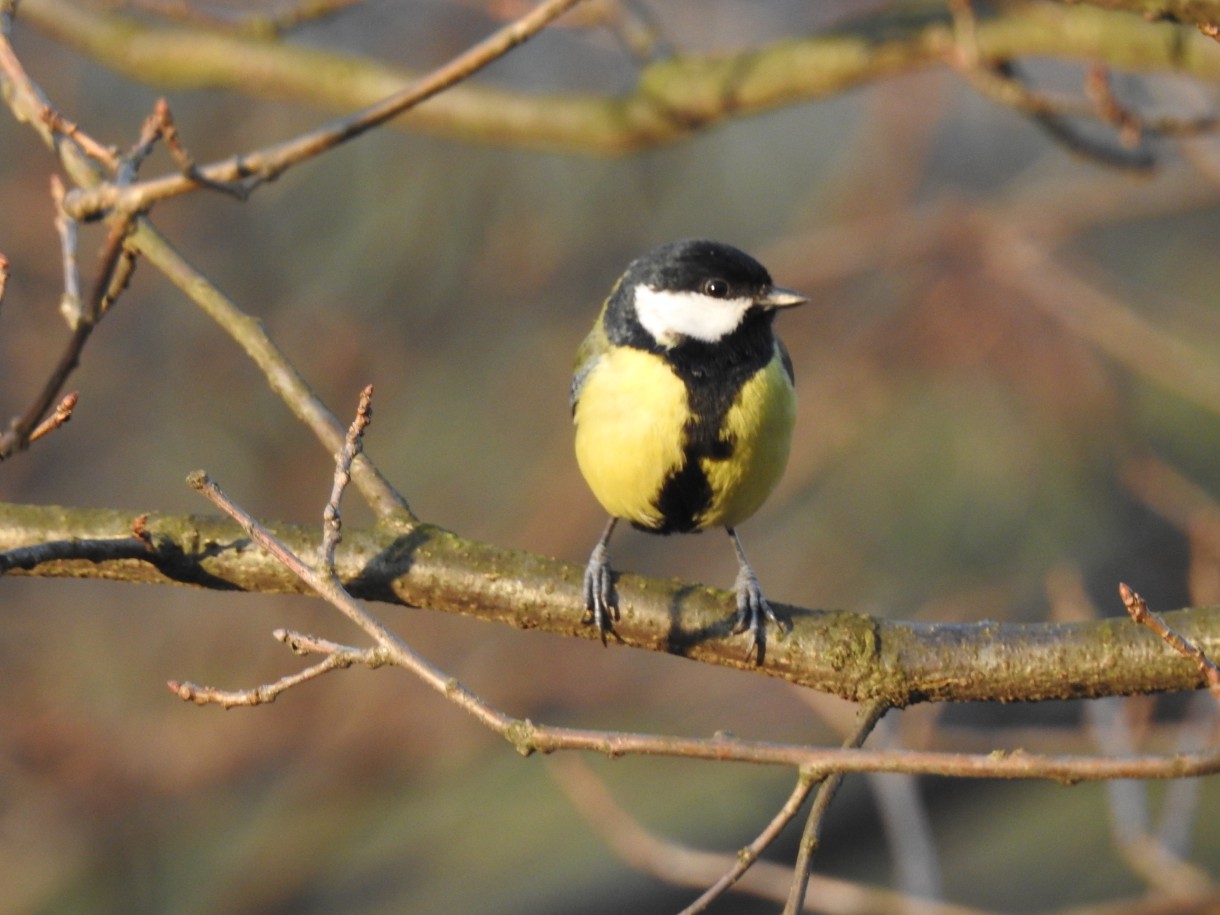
[702,278,730,298]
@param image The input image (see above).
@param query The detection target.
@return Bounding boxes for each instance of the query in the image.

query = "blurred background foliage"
[1,1,1219,912]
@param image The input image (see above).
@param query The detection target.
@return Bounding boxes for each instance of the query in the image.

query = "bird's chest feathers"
[573,345,794,531]
[573,348,689,527]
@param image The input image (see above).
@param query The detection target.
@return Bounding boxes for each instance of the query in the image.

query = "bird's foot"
[582,539,618,645]
[731,565,790,664]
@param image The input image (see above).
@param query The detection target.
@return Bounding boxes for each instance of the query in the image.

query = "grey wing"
[570,322,609,415]
[776,338,795,384]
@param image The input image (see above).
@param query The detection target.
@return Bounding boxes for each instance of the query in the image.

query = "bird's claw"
[731,565,789,664]
[582,540,618,644]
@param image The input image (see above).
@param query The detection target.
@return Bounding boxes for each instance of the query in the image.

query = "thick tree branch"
[1,499,1217,704]
[15,1,1220,158]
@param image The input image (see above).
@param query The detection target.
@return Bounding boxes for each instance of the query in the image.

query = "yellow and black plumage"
[571,239,807,660]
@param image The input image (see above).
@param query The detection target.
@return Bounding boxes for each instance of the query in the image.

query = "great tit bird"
[571,239,807,660]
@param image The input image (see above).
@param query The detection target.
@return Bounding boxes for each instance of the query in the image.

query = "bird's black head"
[624,239,774,300]
[605,239,806,351]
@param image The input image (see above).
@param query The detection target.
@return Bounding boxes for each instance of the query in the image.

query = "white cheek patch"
[633,284,753,346]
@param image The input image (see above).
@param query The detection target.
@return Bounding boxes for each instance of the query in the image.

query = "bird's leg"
[582,516,619,644]
[727,527,789,663]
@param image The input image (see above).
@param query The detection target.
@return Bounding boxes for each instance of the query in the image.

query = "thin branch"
[185,470,514,733]
[133,225,412,521]
[785,701,891,915]
[0,41,136,459]
[25,391,78,445]
[120,97,173,183]
[322,384,373,573]
[40,106,121,171]
[167,641,383,708]
[947,1,1155,170]
[54,0,592,220]
[1119,583,1220,702]
[145,97,251,199]
[166,625,388,709]
[97,241,137,316]
[1085,62,1143,148]
[678,770,823,913]
[0,241,95,459]
[50,174,82,327]
[549,755,987,915]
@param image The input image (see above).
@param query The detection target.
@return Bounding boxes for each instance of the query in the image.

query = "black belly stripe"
[634,318,778,535]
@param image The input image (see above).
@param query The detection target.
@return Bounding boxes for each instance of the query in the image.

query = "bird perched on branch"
[571,239,807,661]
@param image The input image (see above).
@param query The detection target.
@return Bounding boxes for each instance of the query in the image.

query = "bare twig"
[50,175,82,327]
[97,242,137,316]
[1046,570,1214,896]
[947,0,1156,170]
[274,627,357,656]
[151,97,250,199]
[785,701,891,915]
[0,30,407,514]
[549,755,986,915]
[0,44,143,459]
[0,262,94,459]
[139,227,411,521]
[1,207,137,459]
[0,27,408,511]
[40,107,121,171]
[25,391,78,445]
[60,0,591,220]
[321,384,373,573]
[678,770,823,913]
[119,98,174,184]
[1119,583,1220,703]
[167,638,386,708]
[1085,62,1143,148]
[185,469,511,730]
[174,387,378,710]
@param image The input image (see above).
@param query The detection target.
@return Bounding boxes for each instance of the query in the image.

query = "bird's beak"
[759,285,809,309]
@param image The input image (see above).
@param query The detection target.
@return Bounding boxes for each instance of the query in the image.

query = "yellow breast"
[573,343,795,532]
[573,347,688,528]
[697,352,795,530]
